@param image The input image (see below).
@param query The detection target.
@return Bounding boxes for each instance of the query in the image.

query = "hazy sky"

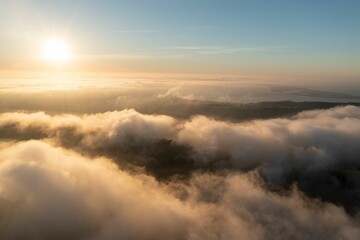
[1,0,359,77]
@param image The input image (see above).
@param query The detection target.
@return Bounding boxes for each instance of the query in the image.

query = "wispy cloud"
[166,46,291,55]
[187,26,219,30]
[77,53,187,61]
[105,30,157,34]
[84,30,157,36]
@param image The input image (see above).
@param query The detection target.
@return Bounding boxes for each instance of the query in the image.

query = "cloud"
[2,106,360,172]
[177,105,360,172]
[0,109,176,145]
[1,106,360,212]
[157,86,200,101]
[167,46,290,55]
[80,53,187,61]
[0,141,358,240]
[176,106,360,212]
[0,141,189,239]
[157,86,234,103]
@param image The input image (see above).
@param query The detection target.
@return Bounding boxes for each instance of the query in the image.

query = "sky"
[0,0,359,78]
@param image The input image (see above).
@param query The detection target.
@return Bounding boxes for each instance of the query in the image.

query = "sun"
[42,39,71,63]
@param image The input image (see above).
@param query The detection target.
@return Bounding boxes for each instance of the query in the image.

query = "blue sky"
[1,0,359,77]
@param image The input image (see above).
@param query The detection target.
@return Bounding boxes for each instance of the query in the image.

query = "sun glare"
[43,39,71,63]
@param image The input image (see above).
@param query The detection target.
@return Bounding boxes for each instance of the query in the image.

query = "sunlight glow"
[43,39,71,63]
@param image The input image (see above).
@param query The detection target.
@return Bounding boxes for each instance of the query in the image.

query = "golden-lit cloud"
[1,106,360,215]
[1,106,360,174]
[0,140,358,239]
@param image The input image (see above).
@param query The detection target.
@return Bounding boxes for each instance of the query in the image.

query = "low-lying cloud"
[0,141,358,240]
[0,106,360,213]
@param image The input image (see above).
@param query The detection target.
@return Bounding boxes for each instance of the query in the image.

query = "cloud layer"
[0,106,360,214]
[0,141,359,240]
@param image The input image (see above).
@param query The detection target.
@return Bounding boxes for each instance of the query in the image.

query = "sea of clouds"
[0,106,360,239]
